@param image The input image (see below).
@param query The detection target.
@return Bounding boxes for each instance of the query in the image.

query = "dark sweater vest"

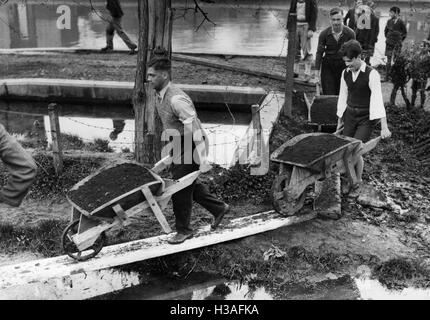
[344,66,372,109]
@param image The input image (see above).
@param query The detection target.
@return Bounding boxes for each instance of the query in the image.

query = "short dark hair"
[148,57,171,72]
[390,6,400,14]
[329,7,343,16]
[339,40,362,59]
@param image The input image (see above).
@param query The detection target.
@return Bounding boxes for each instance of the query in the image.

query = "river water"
[0,101,251,166]
[0,0,429,59]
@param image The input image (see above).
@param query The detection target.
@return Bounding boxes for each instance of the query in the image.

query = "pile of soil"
[68,163,157,212]
[277,135,349,165]
[310,96,339,125]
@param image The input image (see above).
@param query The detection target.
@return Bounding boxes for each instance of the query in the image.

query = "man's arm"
[314,29,327,70]
[371,15,379,45]
[336,70,348,123]
[400,20,407,41]
[171,95,211,170]
[369,70,391,139]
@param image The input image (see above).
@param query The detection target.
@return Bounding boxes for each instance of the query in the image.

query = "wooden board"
[0,210,316,290]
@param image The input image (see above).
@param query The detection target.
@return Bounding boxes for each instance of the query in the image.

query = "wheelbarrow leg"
[141,186,172,234]
[343,145,359,186]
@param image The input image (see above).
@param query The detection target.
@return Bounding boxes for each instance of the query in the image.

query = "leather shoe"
[167,232,193,244]
[211,205,230,230]
[100,46,113,53]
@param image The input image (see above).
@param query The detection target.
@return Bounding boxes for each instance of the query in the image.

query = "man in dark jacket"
[313,7,356,95]
[355,2,380,65]
[384,6,407,81]
[343,0,363,30]
[101,0,137,54]
[287,0,318,61]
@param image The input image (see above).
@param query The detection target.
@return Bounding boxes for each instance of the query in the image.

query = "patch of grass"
[0,220,68,257]
[61,133,85,150]
[374,258,430,290]
[84,139,114,153]
[0,152,104,201]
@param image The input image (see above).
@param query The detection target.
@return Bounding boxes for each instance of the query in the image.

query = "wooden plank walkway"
[0,210,316,291]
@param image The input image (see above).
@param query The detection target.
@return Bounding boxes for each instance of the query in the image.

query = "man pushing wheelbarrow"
[270,40,392,219]
[147,57,231,244]
[336,40,391,197]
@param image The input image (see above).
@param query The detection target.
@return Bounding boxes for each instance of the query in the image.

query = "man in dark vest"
[101,0,137,54]
[313,7,356,95]
[336,40,391,197]
[147,58,231,244]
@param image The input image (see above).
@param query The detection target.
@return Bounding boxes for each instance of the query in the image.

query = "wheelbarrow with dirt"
[270,132,381,216]
[61,157,200,261]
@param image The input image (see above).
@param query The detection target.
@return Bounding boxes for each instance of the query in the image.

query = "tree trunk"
[284,5,297,118]
[133,0,173,165]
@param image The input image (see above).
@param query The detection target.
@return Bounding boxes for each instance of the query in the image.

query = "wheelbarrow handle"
[316,82,321,96]
[152,156,172,173]
[358,136,382,156]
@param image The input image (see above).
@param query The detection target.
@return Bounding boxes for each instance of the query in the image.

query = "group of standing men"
[309,1,407,95]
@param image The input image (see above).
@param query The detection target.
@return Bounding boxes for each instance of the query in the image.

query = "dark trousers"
[411,79,427,107]
[106,16,136,49]
[342,107,377,143]
[170,139,226,234]
[385,44,402,79]
[321,58,346,95]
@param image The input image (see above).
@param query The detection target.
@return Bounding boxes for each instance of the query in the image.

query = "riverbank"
[0,52,429,298]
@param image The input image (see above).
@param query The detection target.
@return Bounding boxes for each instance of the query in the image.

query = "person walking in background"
[100,0,137,54]
[313,7,356,95]
[336,40,391,197]
[384,6,407,81]
[0,123,37,207]
[287,0,318,61]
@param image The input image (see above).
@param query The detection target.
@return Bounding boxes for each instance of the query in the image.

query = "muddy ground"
[0,52,429,298]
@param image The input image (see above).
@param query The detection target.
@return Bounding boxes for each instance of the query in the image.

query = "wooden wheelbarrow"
[304,83,339,131]
[62,157,200,261]
[270,132,381,216]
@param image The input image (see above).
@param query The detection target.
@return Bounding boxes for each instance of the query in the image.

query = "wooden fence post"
[248,104,262,166]
[48,103,63,175]
[284,10,297,118]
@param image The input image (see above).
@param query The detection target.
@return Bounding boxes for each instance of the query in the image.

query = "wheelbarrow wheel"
[62,219,106,261]
[270,171,307,216]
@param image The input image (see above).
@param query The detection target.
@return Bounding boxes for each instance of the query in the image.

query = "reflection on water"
[95,269,430,300]
[0,0,429,57]
[0,101,251,167]
[355,278,430,300]
[95,271,274,300]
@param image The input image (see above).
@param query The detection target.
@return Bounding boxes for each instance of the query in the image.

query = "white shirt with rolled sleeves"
[337,61,386,121]
[157,82,211,171]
